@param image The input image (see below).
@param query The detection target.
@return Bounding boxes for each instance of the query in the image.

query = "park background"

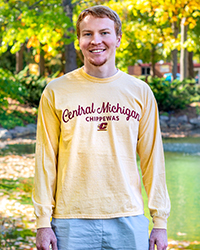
[0,0,200,249]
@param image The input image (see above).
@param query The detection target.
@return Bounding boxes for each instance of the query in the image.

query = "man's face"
[78,15,121,70]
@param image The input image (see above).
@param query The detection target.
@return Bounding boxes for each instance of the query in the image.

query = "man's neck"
[83,64,118,78]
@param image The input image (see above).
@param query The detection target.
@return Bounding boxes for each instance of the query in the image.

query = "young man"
[33,5,170,250]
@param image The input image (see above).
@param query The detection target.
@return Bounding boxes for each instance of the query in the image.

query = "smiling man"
[33,5,170,250]
[78,14,121,77]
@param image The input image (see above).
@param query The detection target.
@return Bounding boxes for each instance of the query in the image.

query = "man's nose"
[91,34,102,44]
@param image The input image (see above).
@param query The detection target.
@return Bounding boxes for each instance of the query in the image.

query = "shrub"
[15,66,47,107]
[0,67,40,129]
[147,76,200,112]
[0,68,26,105]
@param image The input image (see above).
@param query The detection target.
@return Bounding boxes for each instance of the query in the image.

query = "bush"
[0,67,48,108]
[0,67,42,129]
[15,66,47,107]
[0,109,36,130]
[0,68,26,105]
[147,76,200,112]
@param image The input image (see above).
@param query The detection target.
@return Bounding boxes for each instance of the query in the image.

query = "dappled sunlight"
[0,146,36,249]
[0,154,35,179]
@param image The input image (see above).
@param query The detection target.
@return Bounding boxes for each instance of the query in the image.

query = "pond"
[1,137,200,244]
[143,137,200,243]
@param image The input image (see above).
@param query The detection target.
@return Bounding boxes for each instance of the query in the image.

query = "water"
[165,151,200,241]
[0,137,200,242]
[142,137,200,242]
[163,137,200,154]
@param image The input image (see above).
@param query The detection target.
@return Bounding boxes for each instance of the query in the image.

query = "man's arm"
[36,228,58,250]
[136,86,170,245]
[33,87,61,227]
[149,228,168,250]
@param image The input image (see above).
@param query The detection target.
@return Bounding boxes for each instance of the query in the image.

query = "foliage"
[148,76,200,111]
[0,67,43,129]
[0,0,74,65]
[100,0,200,72]
[0,66,48,106]
[0,109,36,130]
[0,68,25,105]
[0,50,16,72]
[15,66,47,107]
[0,110,24,129]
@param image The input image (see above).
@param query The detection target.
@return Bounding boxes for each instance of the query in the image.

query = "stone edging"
[160,115,200,137]
[0,115,200,140]
[0,124,37,140]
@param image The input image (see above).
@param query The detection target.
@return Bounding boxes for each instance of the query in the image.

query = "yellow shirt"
[33,68,170,229]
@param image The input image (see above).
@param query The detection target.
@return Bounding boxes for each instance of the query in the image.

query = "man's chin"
[89,59,107,67]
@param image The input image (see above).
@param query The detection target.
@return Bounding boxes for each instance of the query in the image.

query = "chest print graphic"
[97,123,108,131]
[62,102,140,126]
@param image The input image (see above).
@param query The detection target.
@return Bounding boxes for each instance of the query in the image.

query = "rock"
[0,128,12,140]
[168,117,178,128]
[179,123,194,131]
[160,115,169,122]
[9,126,32,138]
[26,123,37,134]
[189,116,200,127]
[189,128,200,137]
[160,120,168,129]
[177,115,188,124]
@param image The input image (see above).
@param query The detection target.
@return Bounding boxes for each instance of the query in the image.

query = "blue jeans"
[51,215,149,250]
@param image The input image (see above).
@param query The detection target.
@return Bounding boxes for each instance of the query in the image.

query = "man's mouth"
[89,49,106,53]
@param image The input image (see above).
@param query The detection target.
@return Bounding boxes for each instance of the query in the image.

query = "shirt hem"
[52,210,144,219]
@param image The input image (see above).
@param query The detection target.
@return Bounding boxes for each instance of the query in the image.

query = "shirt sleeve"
[137,88,171,229]
[32,88,61,228]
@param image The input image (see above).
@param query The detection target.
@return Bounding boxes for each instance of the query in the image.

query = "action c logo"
[98,122,108,131]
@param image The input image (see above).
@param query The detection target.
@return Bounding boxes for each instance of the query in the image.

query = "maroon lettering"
[63,102,140,123]
[62,109,69,123]
[97,102,110,114]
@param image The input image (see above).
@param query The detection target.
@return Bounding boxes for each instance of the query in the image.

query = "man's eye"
[102,32,108,35]
[84,33,91,36]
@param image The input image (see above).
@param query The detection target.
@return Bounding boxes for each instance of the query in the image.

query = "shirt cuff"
[153,216,167,229]
[36,216,51,229]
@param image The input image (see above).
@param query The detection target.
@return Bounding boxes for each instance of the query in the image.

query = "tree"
[62,0,77,73]
[105,0,200,78]
[180,17,188,81]
[16,43,25,73]
[104,0,168,73]
[148,0,200,80]
[0,0,73,75]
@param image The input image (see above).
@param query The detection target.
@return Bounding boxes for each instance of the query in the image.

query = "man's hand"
[149,228,168,250]
[36,227,58,250]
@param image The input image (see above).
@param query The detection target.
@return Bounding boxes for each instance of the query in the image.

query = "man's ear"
[116,34,122,48]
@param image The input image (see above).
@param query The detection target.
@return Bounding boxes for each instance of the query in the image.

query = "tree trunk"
[188,51,194,79]
[151,46,156,77]
[16,43,25,73]
[39,48,45,76]
[171,21,179,81]
[62,0,77,73]
[180,17,188,81]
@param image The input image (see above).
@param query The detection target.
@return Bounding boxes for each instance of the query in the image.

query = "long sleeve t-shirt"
[32,68,170,229]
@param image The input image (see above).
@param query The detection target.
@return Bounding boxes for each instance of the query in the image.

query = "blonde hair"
[76,5,122,38]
